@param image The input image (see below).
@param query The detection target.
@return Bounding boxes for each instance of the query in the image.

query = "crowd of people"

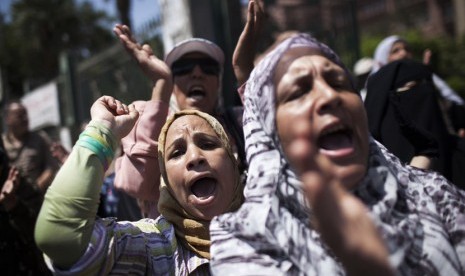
[1,0,465,275]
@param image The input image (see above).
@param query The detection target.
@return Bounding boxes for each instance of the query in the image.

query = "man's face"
[171,52,220,114]
[6,103,29,135]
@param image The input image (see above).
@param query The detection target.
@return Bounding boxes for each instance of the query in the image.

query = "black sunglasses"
[171,58,220,76]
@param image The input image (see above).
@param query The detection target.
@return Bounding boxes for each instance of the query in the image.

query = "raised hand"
[114,24,171,82]
[287,119,394,276]
[0,167,20,211]
[90,96,139,140]
[113,24,173,102]
[423,48,432,66]
[233,0,265,86]
[50,142,70,164]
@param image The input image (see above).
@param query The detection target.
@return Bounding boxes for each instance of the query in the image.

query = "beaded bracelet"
[76,130,115,171]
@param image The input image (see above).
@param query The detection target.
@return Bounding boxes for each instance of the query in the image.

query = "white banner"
[21,82,61,130]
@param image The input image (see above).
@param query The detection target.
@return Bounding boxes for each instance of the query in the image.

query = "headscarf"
[210,33,465,275]
[157,110,243,259]
[371,35,402,73]
[365,59,453,178]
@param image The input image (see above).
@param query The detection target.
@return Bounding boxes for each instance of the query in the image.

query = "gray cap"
[164,38,225,67]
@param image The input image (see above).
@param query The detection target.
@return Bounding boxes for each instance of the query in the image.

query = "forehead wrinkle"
[274,47,323,84]
[287,55,339,81]
[166,116,215,144]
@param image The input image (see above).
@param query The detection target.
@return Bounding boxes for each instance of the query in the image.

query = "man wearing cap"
[112,24,245,219]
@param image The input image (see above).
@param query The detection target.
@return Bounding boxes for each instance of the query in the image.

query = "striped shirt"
[47,216,210,275]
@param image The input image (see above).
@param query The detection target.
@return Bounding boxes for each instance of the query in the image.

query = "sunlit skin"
[172,52,220,115]
[388,40,412,63]
[164,115,236,220]
[275,48,370,190]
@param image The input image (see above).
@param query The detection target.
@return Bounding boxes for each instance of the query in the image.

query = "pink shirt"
[114,100,169,218]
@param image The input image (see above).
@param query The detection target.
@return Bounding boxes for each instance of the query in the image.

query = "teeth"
[321,124,345,136]
[190,85,204,91]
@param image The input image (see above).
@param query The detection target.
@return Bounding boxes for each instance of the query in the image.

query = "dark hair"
[2,99,23,117]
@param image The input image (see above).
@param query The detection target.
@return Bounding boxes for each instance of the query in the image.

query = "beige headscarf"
[157,110,243,259]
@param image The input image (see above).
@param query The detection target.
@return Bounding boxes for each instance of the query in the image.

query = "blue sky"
[0,0,160,31]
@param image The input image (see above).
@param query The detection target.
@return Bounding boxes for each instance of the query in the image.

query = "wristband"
[76,130,115,171]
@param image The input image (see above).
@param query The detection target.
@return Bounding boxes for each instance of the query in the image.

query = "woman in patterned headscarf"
[210,33,465,275]
[35,96,243,275]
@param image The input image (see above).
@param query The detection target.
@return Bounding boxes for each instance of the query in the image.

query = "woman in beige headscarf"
[35,96,243,275]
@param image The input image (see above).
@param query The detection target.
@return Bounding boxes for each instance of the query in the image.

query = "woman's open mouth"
[318,124,354,157]
[190,177,217,204]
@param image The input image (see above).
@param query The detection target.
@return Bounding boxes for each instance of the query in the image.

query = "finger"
[246,1,255,29]
[288,116,315,169]
[7,167,16,180]
[113,26,122,36]
[121,24,131,35]
[11,169,19,187]
[301,169,349,250]
[254,0,265,28]
[121,103,129,114]
[100,95,117,109]
[256,0,265,11]
[422,49,432,65]
[114,100,125,114]
[3,179,14,194]
[118,33,141,52]
[121,25,137,43]
[288,138,312,174]
[142,44,154,56]
[127,104,140,120]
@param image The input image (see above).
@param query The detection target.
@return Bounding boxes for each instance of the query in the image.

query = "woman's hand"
[287,120,394,276]
[90,96,139,140]
[232,0,265,86]
[113,24,173,102]
[0,167,20,211]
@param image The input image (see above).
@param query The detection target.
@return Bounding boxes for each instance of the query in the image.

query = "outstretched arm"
[0,167,20,212]
[286,119,394,276]
[233,0,265,86]
[113,24,171,211]
[35,96,138,268]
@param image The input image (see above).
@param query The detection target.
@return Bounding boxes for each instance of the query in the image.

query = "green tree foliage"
[0,0,114,96]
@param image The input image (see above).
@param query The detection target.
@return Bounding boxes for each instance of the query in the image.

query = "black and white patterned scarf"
[210,34,465,275]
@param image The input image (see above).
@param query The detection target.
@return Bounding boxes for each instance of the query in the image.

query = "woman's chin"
[338,164,367,190]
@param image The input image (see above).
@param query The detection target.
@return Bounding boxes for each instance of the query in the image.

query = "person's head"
[165,39,225,115]
[4,100,29,136]
[373,35,412,69]
[158,110,242,221]
[247,34,370,190]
